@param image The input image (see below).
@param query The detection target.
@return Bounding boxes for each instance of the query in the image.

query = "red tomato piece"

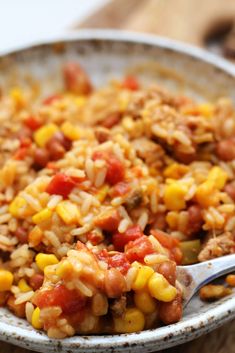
[20,137,32,148]
[34,284,86,315]
[94,209,120,232]
[112,181,130,196]
[151,229,180,249]
[43,94,61,105]
[46,173,76,198]
[108,253,130,274]
[96,250,130,274]
[112,225,144,251]
[106,155,125,185]
[13,147,28,160]
[93,151,124,185]
[63,62,92,95]
[122,76,139,91]
[24,116,42,131]
[125,236,154,263]
[87,231,103,246]
[96,249,109,263]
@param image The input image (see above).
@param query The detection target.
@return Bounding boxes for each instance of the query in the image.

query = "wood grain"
[79,0,235,50]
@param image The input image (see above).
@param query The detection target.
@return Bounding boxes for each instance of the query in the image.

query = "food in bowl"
[0,62,235,338]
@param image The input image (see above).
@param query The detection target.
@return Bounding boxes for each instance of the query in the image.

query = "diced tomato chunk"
[125,236,154,263]
[24,116,42,131]
[20,137,32,148]
[106,155,125,185]
[94,209,120,231]
[96,250,130,274]
[34,284,86,315]
[112,181,130,196]
[87,231,103,245]
[93,151,125,185]
[122,76,139,91]
[151,229,180,249]
[63,62,92,95]
[13,147,28,160]
[112,225,144,251]
[46,173,76,198]
[108,253,130,274]
[43,94,61,105]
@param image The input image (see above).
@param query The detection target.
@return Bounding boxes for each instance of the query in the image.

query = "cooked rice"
[0,62,235,338]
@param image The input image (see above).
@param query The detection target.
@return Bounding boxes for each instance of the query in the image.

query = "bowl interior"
[0,31,235,353]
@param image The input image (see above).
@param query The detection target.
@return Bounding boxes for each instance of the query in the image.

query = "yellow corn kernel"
[0,270,13,291]
[197,103,214,118]
[166,211,178,229]
[132,264,154,291]
[10,87,26,109]
[56,201,80,225]
[208,166,228,190]
[56,260,73,278]
[61,121,80,141]
[122,116,135,132]
[148,273,177,302]
[134,291,157,314]
[32,208,52,224]
[164,163,189,179]
[74,96,87,108]
[31,307,43,329]
[96,185,110,202]
[18,278,32,293]
[114,308,145,333]
[34,123,59,147]
[9,196,34,218]
[36,253,59,272]
[28,226,43,247]
[196,181,218,208]
[164,182,187,211]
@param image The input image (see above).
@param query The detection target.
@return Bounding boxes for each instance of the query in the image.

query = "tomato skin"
[96,250,130,274]
[93,151,125,185]
[63,62,92,95]
[151,229,179,249]
[122,76,139,91]
[13,147,28,160]
[112,225,144,251]
[24,116,42,131]
[125,236,154,263]
[108,253,130,274]
[112,181,130,196]
[34,284,86,315]
[94,209,120,231]
[106,155,125,185]
[46,173,76,198]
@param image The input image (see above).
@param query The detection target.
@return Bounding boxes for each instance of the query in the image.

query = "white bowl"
[1,30,235,353]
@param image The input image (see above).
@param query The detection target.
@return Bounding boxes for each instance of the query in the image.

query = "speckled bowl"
[1,30,235,353]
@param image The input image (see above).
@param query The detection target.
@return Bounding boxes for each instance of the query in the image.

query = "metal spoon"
[177,254,235,306]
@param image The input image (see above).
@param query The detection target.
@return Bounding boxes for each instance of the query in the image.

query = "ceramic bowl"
[0,30,235,353]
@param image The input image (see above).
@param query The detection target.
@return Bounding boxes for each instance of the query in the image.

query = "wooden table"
[3,0,235,352]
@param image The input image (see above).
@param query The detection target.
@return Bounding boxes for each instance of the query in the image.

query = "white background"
[0,0,108,52]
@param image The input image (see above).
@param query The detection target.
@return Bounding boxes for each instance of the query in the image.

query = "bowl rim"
[1,29,235,352]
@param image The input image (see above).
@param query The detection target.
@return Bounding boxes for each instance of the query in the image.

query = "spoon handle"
[177,254,235,305]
